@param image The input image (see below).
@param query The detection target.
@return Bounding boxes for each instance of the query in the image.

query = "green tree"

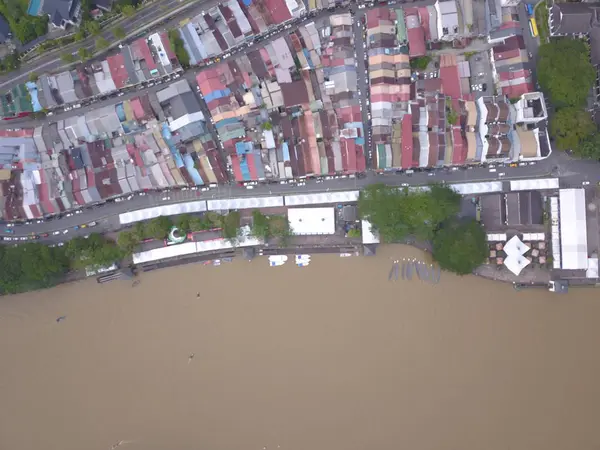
[176,214,192,232]
[28,72,38,82]
[113,26,126,40]
[250,210,270,239]
[118,230,141,254]
[85,20,101,36]
[167,29,190,68]
[147,216,173,240]
[575,133,600,159]
[537,38,595,108]
[65,233,124,269]
[133,222,147,241]
[432,219,488,275]
[74,28,87,42]
[550,107,596,151]
[189,216,209,232]
[61,52,75,63]
[78,47,91,61]
[222,211,241,241]
[358,183,461,243]
[121,4,136,17]
[410,55,431,70]
[95,36,109,50]
[0,243,70,294]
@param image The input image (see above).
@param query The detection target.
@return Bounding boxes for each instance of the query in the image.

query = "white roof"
[550,197,561,268]
[132,236,261,264]
[361,220,380,244]
[288,207,335,235]
[451,181,503,195]
[522,232,545,241]
[486,233,507,242]
[504,235,530,257]
[119,201,208,225]
[284,190,359,206]
[510,178,559,191]
[207,196,284,211]
[504,254,531,276]
[169,111,205,132]
[559,188,588,269]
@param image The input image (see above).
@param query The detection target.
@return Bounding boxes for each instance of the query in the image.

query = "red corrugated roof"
[356,145,366,172]
[502,81,534,97]
[407,26,426,57]
[231,155,244,181]
[499,69,530,80]
[440,65,462,99]
[131,38,157,71]
[107,54,129,89]
[452,128,466,164]
[494,48,521,61]
[159,32,177,61]
[264,0,291,24]
[401,114,414,169]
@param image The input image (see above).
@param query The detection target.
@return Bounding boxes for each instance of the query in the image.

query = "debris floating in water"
[56,315,67,323]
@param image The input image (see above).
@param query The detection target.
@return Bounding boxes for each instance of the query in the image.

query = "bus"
[529,18,539,37]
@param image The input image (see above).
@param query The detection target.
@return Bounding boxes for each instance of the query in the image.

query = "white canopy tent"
[504,235,530,256]
[504,254,531,276]
[503,235,531,276]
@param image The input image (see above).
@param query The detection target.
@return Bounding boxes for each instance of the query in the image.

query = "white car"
[52,231,61,235]
[191,186,198,191]
[451,167,458,171]
[246,185,254,190]
[138,192,147,196]
[66,213,73,217]
[36,219,44,224]
[75,210,83,214]
[489,168,497,173]
[181,187,189,191]
[499,172,506,177]
[583,181,591,186]
[279,181,287,185]
[201,187,210,192]
[401,183,409,187]
[58,242,65,247]
[20,237,27,241]
[6,223,14,227]
[62,230,69,234]
[161,196,171,200]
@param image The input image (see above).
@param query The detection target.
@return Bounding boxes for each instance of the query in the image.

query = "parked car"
[62,229,69,234]
[52,231,61,235]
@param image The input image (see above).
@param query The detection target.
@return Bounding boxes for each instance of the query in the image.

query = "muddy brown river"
[1,245,599,450]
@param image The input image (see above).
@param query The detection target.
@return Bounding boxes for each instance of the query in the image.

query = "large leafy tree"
[574,133,600,160]
[358,183,461,242]
[432,219,488,275]
[550,107,596,151]
[146,216,173,240]
[537,38,596,108]
[117,230,140,254]
[0,243,70,294]
[66,233,124,269]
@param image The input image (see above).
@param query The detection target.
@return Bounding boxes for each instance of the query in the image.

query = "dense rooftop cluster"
[197,13,366,181]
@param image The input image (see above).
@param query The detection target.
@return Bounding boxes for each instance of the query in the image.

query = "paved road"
[3,150,599,245]
[0,0,210,92]
[353,8,373,165]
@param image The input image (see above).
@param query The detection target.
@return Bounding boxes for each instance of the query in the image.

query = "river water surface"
[1,245,600,450]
